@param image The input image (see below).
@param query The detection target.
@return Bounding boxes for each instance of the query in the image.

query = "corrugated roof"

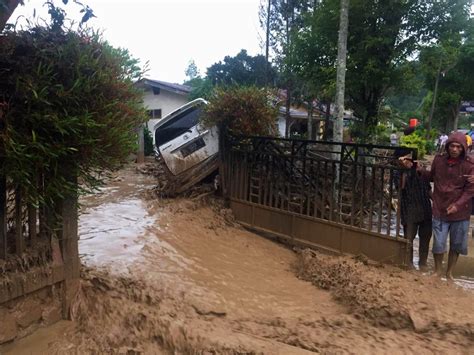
[137,78,192,94]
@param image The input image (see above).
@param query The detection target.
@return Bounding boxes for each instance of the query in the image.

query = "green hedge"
[0,24,146,204]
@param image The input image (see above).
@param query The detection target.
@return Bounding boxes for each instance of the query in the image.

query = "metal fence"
[221,135,418,265]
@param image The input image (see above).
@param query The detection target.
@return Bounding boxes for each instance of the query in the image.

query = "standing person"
[396,148,432,269]
[403,132,474,280]
[466,132,473,152]
[390,130,399,146]
[438,133,448,153]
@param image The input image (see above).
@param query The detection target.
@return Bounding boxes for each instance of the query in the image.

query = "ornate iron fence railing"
[221,135,418,240]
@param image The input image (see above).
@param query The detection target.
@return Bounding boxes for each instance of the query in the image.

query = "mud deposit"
[4,163,474,354]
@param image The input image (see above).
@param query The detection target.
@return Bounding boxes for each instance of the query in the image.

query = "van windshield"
[155,106,202,147]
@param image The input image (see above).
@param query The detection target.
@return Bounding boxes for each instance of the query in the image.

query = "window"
[152,87,161,95]
[155,106,202,146]
[147,109,162,119]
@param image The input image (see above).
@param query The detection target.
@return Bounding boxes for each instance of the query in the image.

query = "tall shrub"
[0,23,147,205]
[201,86,279,136]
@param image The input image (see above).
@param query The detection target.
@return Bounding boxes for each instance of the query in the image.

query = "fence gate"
[221,135,418,266]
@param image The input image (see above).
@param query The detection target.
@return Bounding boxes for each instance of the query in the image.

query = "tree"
[419,16,474,132]
[266,0,311,137]
[186,77,214,101]
[292,0,472,141]
[333,0,349,144]
[259,0,274,84]
[206,49,276,87]
[183,58,212,100]
[0,0,22,31]
[184,59,200,81]
[291,1,337,139]
[420,43,459,133]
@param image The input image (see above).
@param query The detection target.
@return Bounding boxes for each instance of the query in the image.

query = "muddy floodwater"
[411,231,474,289]
[452,235,474,289]
[3,163,474,354]
[79,197,156,273]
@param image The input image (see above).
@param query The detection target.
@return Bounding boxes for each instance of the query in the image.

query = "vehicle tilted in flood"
[153,98,219,194]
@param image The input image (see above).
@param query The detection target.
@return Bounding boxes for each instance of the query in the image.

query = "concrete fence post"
[137,124,145,164]
[58,173,80,319]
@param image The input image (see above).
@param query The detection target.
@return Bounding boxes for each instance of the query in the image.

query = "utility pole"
[137,125,145,164]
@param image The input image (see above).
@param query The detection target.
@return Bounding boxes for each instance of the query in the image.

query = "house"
[278,105,361,140]
[135,78,192,142]
[277,106,325,138]
[276,89,358,140]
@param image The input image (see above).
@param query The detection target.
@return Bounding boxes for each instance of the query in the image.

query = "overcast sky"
[9,0,264,84]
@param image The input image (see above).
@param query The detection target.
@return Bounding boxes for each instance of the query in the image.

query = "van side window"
[155,106,202,146]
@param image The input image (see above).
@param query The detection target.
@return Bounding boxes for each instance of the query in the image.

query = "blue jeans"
[432,218,469,255]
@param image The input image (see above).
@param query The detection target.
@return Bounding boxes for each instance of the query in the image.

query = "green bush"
[201,86,279,136]
[374,124,391,145]
[0,22,147,204]
[144,125,154,156]
[400,132,426,159]
[414,127,438,154]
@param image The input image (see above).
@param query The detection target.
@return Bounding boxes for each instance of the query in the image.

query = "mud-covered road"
[4,163,474,354]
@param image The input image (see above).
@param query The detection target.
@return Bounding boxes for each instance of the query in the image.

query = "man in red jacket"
[402,131,474,280]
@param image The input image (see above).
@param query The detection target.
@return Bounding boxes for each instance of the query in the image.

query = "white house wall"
[142,87,190,142]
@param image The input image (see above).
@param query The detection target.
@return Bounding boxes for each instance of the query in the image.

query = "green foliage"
[350,122,390,145]
[206,49,276,87]
[374,124,390,145]
[290,0,336,105]
[419,31,474,132]
[201,86,279,136]
[144,125,154,156]
[0,22,147,205]
[187,77,214,101]
[400,131,427,159]
[415,127,438,154]
[184,59,199,81]
[284,0,472,141]
[458,113,474,130]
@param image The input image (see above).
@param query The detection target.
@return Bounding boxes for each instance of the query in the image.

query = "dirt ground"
[3,161,474,354]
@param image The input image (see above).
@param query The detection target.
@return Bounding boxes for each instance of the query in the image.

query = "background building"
[135,79,192,142]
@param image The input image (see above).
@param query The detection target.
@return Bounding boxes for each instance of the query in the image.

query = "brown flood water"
[412,229,474,289]
[453,235,474,289]
[3,163,474,354]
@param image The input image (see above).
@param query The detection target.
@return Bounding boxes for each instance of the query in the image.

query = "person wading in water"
[396,147,432,270]
[402,131,474,280]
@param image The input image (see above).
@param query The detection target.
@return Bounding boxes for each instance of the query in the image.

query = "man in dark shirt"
[396,148,432,268]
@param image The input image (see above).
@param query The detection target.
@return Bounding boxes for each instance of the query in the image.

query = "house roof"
[278,106,309,119]
[136,78,192,95]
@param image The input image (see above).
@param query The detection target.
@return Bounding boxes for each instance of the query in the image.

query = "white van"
[153,98,219,191]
